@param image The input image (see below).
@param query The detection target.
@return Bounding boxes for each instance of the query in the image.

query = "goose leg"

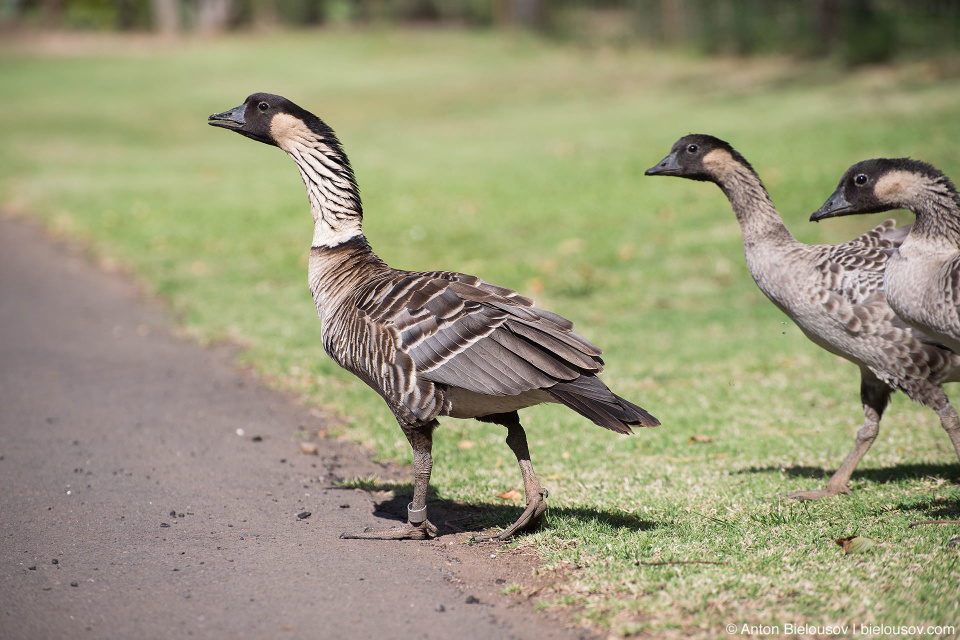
[932,396,960,463]
[475,412,548,541]
[786,379,890,501]
[340,421,439,540]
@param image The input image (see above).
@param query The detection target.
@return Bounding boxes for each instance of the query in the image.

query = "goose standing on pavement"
[208,93,659,540]
[646,135,960,499]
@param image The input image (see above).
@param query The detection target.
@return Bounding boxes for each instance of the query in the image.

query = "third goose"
[811,158,960,356]
[208,93,659,540]
[646,134,960,499]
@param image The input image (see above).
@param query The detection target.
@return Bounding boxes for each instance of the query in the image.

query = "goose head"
[810,158,953,221]
[208,92,331,150]
[645,134,753,183]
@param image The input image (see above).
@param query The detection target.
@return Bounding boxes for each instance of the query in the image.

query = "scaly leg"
[786,378,890,501]
[932,394,960,464]
[340,420,439,540]
[476,412,548,541]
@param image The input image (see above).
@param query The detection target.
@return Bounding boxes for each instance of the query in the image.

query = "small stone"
[251,436,263,442]
[495,578,506,584]
[465,595,480,604]
[51,559,58,565]
[948,536,960,548]
[160,522,171,528]
[300,442,319,455]
[70,582,78,587]
[339,504,350,509]
[435,604,445,613]
[297,511,311,520]
[28,566,37,571]
[170,510,177,517]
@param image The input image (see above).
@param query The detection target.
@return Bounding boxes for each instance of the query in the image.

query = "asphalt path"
[0,217,593,640]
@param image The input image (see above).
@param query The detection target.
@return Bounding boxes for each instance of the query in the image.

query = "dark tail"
[547,375,660,434]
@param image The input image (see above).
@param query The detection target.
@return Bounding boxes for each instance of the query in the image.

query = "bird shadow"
[738,462,960,486]
[333,479,659,538]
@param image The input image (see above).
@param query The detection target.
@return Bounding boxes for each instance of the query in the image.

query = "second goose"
[647,134,960,499]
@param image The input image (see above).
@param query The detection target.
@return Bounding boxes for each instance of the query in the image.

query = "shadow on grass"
[738,462,960,485]
[333,478,659,537]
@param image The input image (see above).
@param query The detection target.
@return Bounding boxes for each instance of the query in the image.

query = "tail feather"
[546,375,659,434]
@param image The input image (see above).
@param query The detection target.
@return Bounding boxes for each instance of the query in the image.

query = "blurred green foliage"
[6,0,960,65]
[2,28,960,637]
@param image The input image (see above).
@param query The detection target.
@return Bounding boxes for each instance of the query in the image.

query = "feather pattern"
[698,150,960,400]
[647,134,960,499]
[211,92,657,539]
[308,237,655,430]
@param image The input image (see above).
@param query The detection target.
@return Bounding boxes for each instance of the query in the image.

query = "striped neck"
[273,114,364,248]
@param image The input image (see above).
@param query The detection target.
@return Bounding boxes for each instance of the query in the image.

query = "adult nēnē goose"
[208,93,659,540]
[646,134,960,500]
[812,158,960,356]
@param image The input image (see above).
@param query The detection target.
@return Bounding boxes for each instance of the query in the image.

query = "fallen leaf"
[499,489,522,501]
[835,535,878,554]
[688,434,713,444]
[300,442,319,455]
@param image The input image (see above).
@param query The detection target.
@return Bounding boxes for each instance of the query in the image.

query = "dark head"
[810,158,955,222]
[645,134,757,183]
[208,92,335,149]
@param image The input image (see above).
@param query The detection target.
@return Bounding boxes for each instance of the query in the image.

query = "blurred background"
[2,0,960,66]
[3,2,960,634]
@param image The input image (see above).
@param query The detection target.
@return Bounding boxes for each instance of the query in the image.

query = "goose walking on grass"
[646,134,960,499]
[208,93,659,541]
[811,158,960,357]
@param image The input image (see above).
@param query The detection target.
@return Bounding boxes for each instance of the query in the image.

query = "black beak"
[810,187,853,222]
[645,152,680,176]
[208,103,246,130]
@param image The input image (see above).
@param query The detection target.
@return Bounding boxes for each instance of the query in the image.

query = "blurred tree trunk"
[509,0,546,27]
[816,0,840,52]
[39,0,65,27]
[150,0,180,34]
[303,0,325,25]
[117,0,138,30]
[196,0,231,33]
[251,0,278,29]
[660,0,685,44]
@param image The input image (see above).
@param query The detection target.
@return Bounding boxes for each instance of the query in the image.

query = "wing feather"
[361,270,603,396]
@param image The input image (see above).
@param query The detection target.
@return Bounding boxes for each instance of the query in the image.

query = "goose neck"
[278,133,365,248]
[717,164,792,245]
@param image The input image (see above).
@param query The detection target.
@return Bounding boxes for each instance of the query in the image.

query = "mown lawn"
[3,29,959,637]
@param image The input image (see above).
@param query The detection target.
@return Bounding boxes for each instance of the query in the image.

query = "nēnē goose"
[812,158,960,356]
[646,134,960,499]
[207,93,659,540]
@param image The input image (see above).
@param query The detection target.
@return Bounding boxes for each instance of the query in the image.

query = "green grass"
[3,29,960,637]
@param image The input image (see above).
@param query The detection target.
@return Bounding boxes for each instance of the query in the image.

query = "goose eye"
[258,102,269,112]
[854,174,867,186]
[686,144,699,153]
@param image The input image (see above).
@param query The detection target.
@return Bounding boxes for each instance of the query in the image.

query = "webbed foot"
[474,489,548,542]
[340,502,438,540]
[340,519,438,540]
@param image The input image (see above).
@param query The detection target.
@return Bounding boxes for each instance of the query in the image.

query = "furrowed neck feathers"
[271,112,364,248]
